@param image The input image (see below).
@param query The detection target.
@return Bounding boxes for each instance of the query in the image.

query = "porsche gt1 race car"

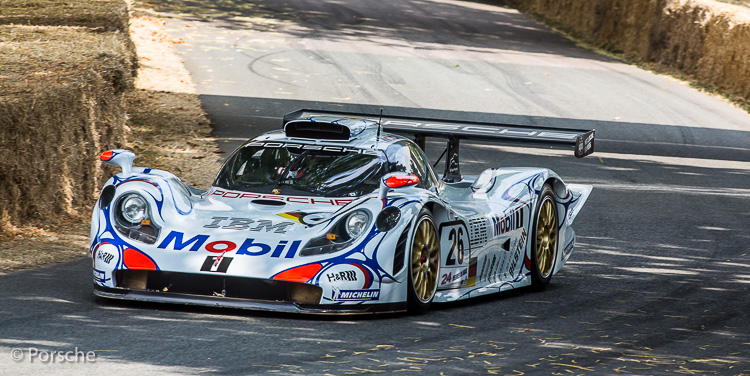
[91,109,594,314]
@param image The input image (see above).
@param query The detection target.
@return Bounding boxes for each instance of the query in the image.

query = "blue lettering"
[157,231,209,251]
[285,240,301,258]
[270,241,288,258]
[157,231,299,258]
[236,238,271,256]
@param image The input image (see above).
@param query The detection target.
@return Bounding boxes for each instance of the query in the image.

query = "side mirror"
[375,172,416,232]
[378,172,419,201]
[100,149,136,174]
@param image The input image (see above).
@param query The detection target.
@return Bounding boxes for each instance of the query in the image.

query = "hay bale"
[0,0,138,77]
[0,25,134,233]
[651,1,750,98]
[0,0,130,32]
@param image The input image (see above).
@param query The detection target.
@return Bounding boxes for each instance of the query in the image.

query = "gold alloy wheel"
[411,217,440,303]
[536,196,558,278]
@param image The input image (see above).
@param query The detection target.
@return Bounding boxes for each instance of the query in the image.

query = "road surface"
[1,0,748,374]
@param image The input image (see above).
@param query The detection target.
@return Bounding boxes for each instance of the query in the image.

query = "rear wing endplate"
[284,109,595,182]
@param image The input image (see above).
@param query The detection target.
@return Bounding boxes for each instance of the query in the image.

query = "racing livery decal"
[333,289,380,301]
[491,207,524,236]
[207,189,355,206]
[277,211,330,226]
[200,255,233,273]
[157,231,302,258]
[204,217,296,233]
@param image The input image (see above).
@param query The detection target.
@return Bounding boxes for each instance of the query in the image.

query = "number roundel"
[446,227,465,266]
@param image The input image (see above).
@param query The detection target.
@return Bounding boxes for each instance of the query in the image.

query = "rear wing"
[283,109,595,182]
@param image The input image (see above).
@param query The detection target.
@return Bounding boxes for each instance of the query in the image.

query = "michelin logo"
[333,289,380,301]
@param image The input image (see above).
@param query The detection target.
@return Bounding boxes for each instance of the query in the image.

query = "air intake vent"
[468,217,488,248]
[284,121,350,140]
[392,227,410,275]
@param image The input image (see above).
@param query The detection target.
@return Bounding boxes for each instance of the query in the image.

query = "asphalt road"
[2,0,749,375]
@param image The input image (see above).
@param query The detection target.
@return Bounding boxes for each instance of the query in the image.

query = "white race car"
[91,110,594,314]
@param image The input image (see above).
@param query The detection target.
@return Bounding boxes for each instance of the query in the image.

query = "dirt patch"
[128,12,192,94]
[125,89,220,189]
[0,222,91,273]
[125,10,221,190]
[0,5,220,271]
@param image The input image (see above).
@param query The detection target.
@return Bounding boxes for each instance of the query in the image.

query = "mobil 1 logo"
[200,255,233,273]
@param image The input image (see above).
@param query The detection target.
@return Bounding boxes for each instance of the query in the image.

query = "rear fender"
[550,181,592,274]
[479,168,591,276]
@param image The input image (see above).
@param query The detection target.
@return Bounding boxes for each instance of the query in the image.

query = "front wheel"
[407,209,440,314]
[530,184,558,291]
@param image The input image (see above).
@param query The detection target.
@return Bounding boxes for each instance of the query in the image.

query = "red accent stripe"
[272,263,322,283]
[123,248,157,270]
[351,263,372,289]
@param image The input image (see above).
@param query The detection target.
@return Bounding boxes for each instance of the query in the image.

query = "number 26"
[446,228,465,265]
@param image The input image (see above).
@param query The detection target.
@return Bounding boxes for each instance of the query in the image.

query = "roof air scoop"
[284,120,351,140]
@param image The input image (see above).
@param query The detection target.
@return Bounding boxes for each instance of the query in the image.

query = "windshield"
[213,142,389,197]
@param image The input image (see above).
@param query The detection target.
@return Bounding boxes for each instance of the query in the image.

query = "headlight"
[121,195,148,224]
[114,193,159,244]
[301,209,371,256]
[346,211,369,238]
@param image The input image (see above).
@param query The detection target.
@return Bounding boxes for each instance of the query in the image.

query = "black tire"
[407,208,440,314]
[530,184,558,291]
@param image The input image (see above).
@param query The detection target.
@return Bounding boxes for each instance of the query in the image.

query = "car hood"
[151,186,373,242]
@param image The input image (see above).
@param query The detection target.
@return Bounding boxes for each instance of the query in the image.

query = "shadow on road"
[141,0,610,62]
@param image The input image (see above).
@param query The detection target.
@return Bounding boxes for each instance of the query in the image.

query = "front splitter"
[94,285,406,315]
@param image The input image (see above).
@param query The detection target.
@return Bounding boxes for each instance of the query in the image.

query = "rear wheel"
[407,209,440,314]
[530,184,558,291]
